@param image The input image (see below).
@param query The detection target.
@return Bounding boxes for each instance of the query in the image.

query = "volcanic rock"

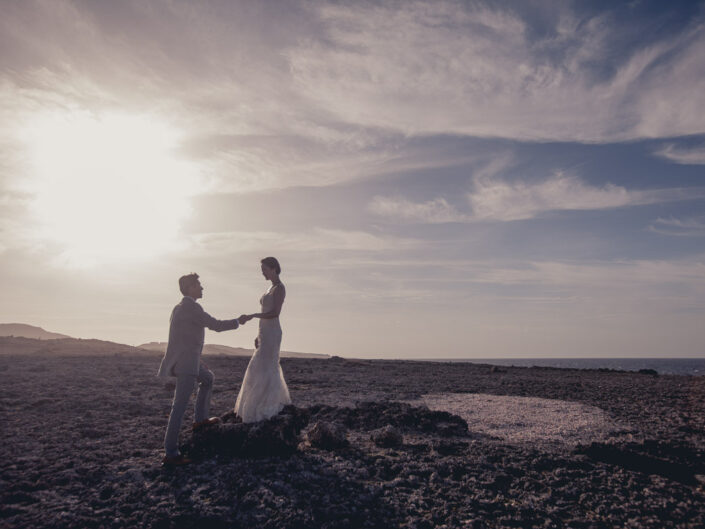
[2,352,704,529]
[304,420,349,450]
[371,425,404,448]
[182,405,309,459]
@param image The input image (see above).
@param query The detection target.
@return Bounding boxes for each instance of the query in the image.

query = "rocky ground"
[1,351,704,528]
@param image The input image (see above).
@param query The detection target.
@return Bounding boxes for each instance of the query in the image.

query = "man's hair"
[261,257,281,275]
[179,273,200,295]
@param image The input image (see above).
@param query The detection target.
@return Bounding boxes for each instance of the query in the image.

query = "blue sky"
[0,1,704,357]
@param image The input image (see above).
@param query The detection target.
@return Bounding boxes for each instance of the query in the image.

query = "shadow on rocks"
[181,405,310,460]
[180,401,470,461]
[310,401,469,437]
[576,439,703,486]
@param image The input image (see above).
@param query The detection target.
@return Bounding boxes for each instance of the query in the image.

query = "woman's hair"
[261,257,281,275]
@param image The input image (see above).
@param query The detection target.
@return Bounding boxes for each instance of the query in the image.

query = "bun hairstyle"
[261,257,281,275]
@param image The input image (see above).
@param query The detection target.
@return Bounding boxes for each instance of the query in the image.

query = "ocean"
[423,357,705,376]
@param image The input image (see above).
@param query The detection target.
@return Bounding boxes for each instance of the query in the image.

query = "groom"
[157,273,248,466]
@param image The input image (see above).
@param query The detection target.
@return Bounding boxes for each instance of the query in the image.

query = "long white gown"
[234,284,291,423]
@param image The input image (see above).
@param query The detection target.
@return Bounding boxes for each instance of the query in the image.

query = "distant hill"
[0,323,71,340]
[0,323,330,359]
[139,341,330,359]
[0,336,149,356]
[139,342,252,356]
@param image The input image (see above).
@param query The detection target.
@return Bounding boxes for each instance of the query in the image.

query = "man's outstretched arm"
[193,304,240,332]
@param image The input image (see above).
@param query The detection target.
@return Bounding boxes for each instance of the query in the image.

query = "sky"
[1,0,704,358]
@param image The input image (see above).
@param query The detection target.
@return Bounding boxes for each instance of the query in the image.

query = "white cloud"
[369,196,469,224]
[288,1,705,142]
[654,143,705,165]
[188,228,418,255]
[326,255,705,304]
[3,0,705,204]
[496,259,705,291]
[648,217,705,237]
[188,131,489,194]
[468,172,705,221]
[370,173,705,224]
[632,25,705,139]
[0,64,485,196]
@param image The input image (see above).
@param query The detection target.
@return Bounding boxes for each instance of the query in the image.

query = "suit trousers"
[164,363,214,457]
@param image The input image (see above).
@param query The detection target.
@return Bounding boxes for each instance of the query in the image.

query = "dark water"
[423,358,705,376]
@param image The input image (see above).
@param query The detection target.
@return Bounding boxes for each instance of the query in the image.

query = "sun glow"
[23,111,199,267]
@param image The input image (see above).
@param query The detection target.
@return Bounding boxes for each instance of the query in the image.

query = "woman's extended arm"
[249,285,285,320]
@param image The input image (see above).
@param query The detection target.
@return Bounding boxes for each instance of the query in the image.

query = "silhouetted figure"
[157,273,248,465]
[234,257,291,422]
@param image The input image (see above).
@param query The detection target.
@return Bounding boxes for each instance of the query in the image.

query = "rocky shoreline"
[1,352,704,528]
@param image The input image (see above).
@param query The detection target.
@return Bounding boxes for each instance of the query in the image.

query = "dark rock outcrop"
[304,420,349,450]
[371,425,404,448]
[181,405,310,459]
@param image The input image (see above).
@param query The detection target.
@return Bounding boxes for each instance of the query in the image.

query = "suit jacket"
[157,297,239,378]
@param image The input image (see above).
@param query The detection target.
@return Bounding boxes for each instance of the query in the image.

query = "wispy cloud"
[468,172,662,221]
[288,1,705,142]
[3,0,705,202]
[188,228,419,255]
[491,259,705,292]
[369,196,470,224]
[371,172,705,223]
[654,143,705,165]
[326,254,705,308]
[182,131,490,193]
[648,216,705,237]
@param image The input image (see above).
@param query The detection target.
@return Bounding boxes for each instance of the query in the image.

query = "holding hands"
[238,314,254,325]
[237,314,259,349]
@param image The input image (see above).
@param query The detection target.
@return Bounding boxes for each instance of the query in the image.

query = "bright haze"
[1,1,704,359]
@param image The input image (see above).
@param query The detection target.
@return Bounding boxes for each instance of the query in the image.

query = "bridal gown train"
[234,284,291,423]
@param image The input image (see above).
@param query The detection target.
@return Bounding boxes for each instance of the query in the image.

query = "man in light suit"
[158,273,248,466]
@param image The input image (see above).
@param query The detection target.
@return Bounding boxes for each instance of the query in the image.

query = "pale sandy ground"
[408,393,623,448]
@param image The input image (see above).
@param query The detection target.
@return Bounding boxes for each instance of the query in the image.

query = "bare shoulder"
[274,283,286,297]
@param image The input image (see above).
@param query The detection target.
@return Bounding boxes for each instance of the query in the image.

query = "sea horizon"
[406,356,705,376]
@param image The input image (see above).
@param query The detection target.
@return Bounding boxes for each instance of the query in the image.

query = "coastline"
[410,357,705,376]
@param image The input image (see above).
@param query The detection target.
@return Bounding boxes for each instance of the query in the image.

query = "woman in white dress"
[234,257,291,423]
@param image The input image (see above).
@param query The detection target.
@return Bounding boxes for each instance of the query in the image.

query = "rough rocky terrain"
[1,349,704,528]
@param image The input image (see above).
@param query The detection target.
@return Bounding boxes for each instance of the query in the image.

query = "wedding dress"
[234,284,291,423]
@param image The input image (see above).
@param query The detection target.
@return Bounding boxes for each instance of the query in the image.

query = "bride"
[234,257,291,423]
